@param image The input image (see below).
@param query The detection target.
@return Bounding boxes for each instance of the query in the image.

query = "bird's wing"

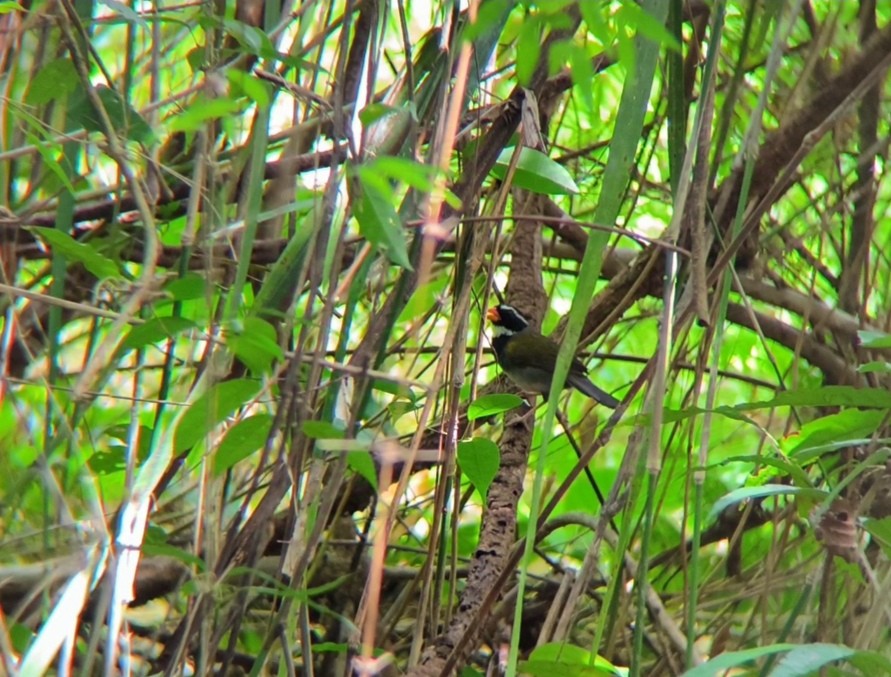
[502,330,559,366]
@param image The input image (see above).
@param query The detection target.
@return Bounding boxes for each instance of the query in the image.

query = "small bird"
[486,304,619,408]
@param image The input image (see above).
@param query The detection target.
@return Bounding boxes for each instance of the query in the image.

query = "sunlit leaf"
[227,317,284,375]
[369,156,441,194]
[163,273,209,302]
[371,378,417,402]
[681,644,798,677]
[615,1,681,52]
[227,70,271,106]
[524,642,623,676]
[352,169,413,269]
[463,0,512,42]
[491,147,580,195]
[579,1,612,46]
[88,449,126,474]
[771,643,891,677]
[121,316,196,351]
[858,360,891,374]
[26,132,77,193]
[858,329,891,348]
[863,517,891,557]
[213,414,273,474]
[175,379,261,453]
[567,42,596,112]
[347,451,378,490]
[468,394,525,420]
[519,660,613,677]
[708,484,826,523]
[458,438,500,497]
[784,409,886,462]
[302,421,346,439]
[516,15,542,86]
[167,95,244,133]
[749,387,891,410]
[220,17,274,55]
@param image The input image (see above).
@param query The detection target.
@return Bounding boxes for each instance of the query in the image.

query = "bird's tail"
[567,374,620,408]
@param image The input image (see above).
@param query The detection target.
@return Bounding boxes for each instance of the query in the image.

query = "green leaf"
[227,70,271,106]
[528,643,591,663]
[847,649,891,674]
[515,15,542,86]
[0,1,22,13]
[858,360,891,374]
[491,147,580,195]
[347,451,378,490]
[68,84,155,143]
[167,95,244,133]
[142,540,206,571]
[721,454,812,489]
[708,484,826,523]
[227,317,284,375]
[784,409,887,462]
[302,421,346,439]
[357,155,460,210]
[213,414,273,474]
[371,378,417,402]
[858,329,891,348]
[26,131,77,193]
[660,387,891,429]
[863,517,891,557]
[458,438,500,497]
[769,644,854,676]
[468,394,525,420]
[615,1,681,52]
[163,273,209,301]
[220,17,274,55]
[519,660,613,677]
[88,449,126,474]
[771,643,891,677]
[352,170,413,269]
[121,316,196,351]
[459,668,485,677]
[174,379,261,453]
[535,1,576,16]
[26,58,78,104]
[567,42,596,113]
[744,386,891,410]
[186,46,205,73]
[463,0,512,42]
[668,388,891,427]
[524,643,623,676]
[579,2,612,47]
[251,219,319,318]
[681,644,798,677]
[368,156,440,194]
[682,643,890,677]
[28,227,120,279]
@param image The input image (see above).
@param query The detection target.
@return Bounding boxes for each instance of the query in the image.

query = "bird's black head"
[486,304,530,334]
